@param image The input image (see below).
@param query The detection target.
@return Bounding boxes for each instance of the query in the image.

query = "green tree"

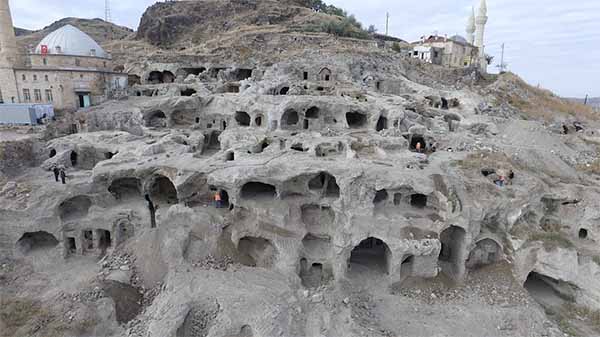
[367,25,378,34]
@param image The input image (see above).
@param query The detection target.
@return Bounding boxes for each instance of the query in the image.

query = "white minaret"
[475,0,488,72]
[466,7,476,45]
[0,0,19,103]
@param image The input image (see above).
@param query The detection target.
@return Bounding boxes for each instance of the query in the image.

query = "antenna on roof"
[105,0,112,23]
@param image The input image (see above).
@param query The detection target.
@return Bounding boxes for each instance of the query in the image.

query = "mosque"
[412,0,489,72]
[0,0,127,112]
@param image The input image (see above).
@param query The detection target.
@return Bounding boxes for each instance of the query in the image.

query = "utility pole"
[496,43,508,73]
[386,12,390,36]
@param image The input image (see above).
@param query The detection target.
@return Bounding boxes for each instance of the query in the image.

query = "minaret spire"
[0,0,19,103]
[466,7,476,45]
[475,0,489,72]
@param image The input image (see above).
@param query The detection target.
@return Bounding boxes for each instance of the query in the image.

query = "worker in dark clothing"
[59,168,66,184]
[145,194,157,228]
[52,166,60,182]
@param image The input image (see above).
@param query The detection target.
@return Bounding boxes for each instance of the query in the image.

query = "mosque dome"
[34,24,108,58]
[450,35,468,44]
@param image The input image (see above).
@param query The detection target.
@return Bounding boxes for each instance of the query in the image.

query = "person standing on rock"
[59,168,67,184]
[214,191,222,208]
[145,194,157,228]
[52,165,60,182]
[416,142,422,153]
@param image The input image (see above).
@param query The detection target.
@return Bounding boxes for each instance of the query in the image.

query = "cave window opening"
[346,112,367,129]
[195,117,200,124]
[303,119,309,129]
[109,178,142,201]
[348,237,390,275]
[291,143,306,152]
[104,152,115,160]
[393,193,402,206]
[82,230,94,251]
[222,121,227,130]
[410,194,427,208]
[240,182,277,200]
[255,115,263,127]
[16,231,59,254]
[308,172,340,198]
[146,110,167,128]
[376,115,388,132]
[237,236,276,268]
[579,228,588,239]
[280,87,290,95]
[66,237,77,255]
[281,109,299,128]
[70,151,78,167]
[305,107,319,119]
[373,189,388,204]
[226,151,235,161]
[149,175,179,205]
[441,97,449,110]
[97,229,111,251]
[319,68,332,81]
[181,88,197,97]
[148,71,174,84]
[49,148,57,158]
[235,111,251,126]
[438,226,466,279]
[400,255,414,278]
[303,72,308,80]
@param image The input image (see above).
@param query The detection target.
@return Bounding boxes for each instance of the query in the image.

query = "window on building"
[0,89,3,103]
[34,89,42,102]
[434,51,439,58]
[45,75,49,81]
[90,49,96,57]
[45,89,53,102]
[75,59,81,66]
[23,89,31,102]
[80,74,84,79]
[33,74,37,81]
[55,46,62,53]
[43,58,47,65]
[22,74,26,81]
[413,51,418,56]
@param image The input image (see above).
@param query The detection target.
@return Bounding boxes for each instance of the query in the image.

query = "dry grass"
[560,303,600,335]
[528,232,574,251]
[577,159,600,175]
[493,73,598,122]
[453,150,518,172]
[0,297,97,337]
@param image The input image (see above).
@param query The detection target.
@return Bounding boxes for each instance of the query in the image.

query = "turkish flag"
[41,45,48,55]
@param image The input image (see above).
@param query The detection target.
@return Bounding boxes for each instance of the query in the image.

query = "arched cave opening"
[281,109,299,128]
[346,112,367,129]
[439,225,466,279]
[109,177,142,201]
[373,189,389,204]
[579,228,588,239]
[410,194,427,208]
[70,151,78,167]
[466,238,502,269]
[16,231,59,254]
[235,111,251,126]
[49,148,57,158]
[237,236,276,268]
[240,182,277,200]
[348,237,391,275]
[181,88,197,97]
[308,172,340,198]
[149,175,179,206]
[279,87,290,95]
[146,110,167,128]
[409,135,426,152]
[59,195,92,222]
[148,70,175,84]
[305,107,320,119]
[376,115,388,132]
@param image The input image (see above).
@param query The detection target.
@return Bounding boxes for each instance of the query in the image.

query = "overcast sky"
[8,0,600,98]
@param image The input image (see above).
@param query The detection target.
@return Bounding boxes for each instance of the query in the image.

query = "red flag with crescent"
[41,45,48,55]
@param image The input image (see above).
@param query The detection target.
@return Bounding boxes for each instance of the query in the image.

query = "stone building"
[0,0,127,112]
[411,0,488,72]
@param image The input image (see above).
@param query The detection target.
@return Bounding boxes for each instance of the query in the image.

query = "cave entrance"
[237,237,276,268]
[400,255,414,279]
[16,231,59,254]
[346,112,367,129]
[376,115,388,132]
[59,195,92,222]
[49,148,57,158]
[279,87,290,95]
[149,175,179,206]
[579,228,588,239]
[66,237,77,255]
[235,111,251,126]
[206,131,221,151]
[255,115,263,127]
[235,69,253,81]
[148,71,175,84]
[305,107,319,119]
[240,182,277,200]
[109,178,142,201]
[308,172,340,198]
[181,88,197,96]
[179,67,206,77]
[439,226,466,279]
[348,237,391,275]
[409,135,426,152]
[410,194,427,208]
[146,110,167,128]
[373,189,389,205]
[70,151,78,167]
[466,239,502,269]
[281,109,299,129]
[300,260,325,288]
[97,229,112,251]
[82,230,94,251]
[524,272,574,309]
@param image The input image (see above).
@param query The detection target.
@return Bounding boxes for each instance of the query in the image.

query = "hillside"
[14,17,133,50]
